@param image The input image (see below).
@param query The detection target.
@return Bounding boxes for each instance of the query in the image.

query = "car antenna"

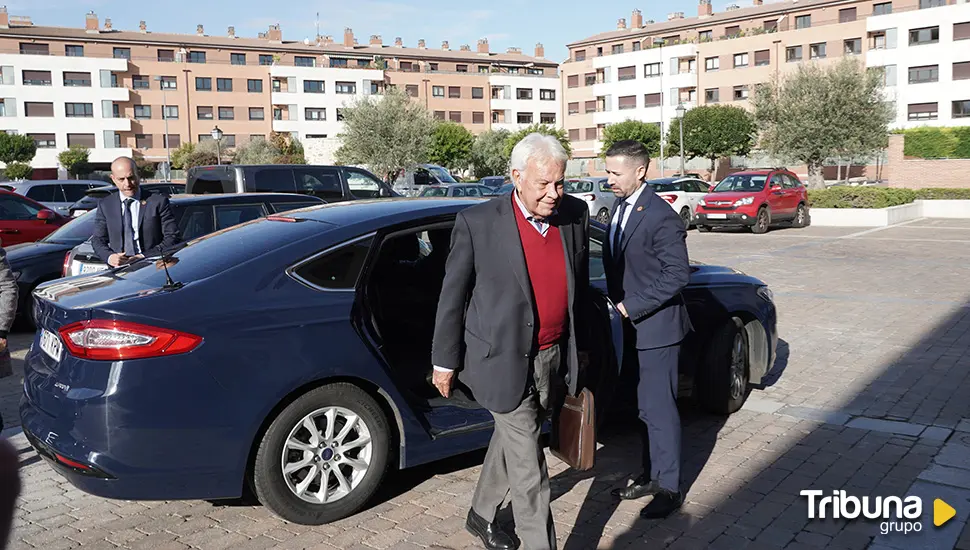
[158,249,183,290]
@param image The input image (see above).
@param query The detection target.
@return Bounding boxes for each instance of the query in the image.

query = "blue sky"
[15,0,705,62]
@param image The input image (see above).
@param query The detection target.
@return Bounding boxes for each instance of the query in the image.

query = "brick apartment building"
[0,9,558,175]
[562,0,970,169]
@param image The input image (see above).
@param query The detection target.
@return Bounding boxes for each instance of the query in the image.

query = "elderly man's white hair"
[509,133,568,174]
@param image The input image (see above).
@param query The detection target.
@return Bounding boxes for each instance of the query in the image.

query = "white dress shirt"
[120,192,142,255]
[609,181,647,251]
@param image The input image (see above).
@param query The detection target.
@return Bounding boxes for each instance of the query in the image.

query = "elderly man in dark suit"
[91,156,179,267]
[431,133,589,550]
[603,140,692,519]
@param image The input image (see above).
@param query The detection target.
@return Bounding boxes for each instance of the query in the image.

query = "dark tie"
[122,198,137,256]
[612,200,628,257]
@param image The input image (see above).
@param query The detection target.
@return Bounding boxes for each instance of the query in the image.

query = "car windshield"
[40,210,97,245]
[649,181,684,192]
[426,165,457,184]
[419,187,448,197]
[713,174,767,192]
[565,180,594,193]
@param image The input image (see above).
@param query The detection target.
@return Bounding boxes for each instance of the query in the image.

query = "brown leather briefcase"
[550,388,596,471]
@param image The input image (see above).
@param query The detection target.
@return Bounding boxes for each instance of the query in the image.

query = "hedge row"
[807,187,970,208]
[898,127,970,159]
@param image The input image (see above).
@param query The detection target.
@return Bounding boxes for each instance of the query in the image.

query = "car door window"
[293,236,374,290]
[346,169,384,199]
[25,185,62,202]
[413,169,433,186]
[589,226,605,281]
[214,204,266,230]
[293,168,343,200]
[176,205,214,240]
[61,184,91,202]
[769,174,785,189]
[783,174,801,189]
[0,195,41,220]
[452,187,466,197]
[253,168,297,193]
[465,186,481,197]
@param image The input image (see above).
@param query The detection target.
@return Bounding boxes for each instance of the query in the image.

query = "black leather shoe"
[465,508,516,550]
[611,475,662,500]
[639,489,683,519]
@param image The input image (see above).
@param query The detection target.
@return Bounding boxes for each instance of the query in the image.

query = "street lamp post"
[676,103,686,176]
[154,76,171,180]
[211,126,223,165]
[654,37,665,177]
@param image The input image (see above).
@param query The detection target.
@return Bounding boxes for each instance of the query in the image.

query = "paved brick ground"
[4,217,970,549]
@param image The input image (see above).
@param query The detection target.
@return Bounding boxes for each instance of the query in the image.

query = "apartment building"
[562,0,969,164]
[0,9,556,173]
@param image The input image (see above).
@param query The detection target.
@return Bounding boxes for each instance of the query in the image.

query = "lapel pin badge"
[636,205,644,212]
[140,200,147,206]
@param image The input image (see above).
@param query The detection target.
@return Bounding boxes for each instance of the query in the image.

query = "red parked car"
[0,189,69,246]
[694,169,810,234]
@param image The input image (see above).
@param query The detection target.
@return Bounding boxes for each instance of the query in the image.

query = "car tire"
[751,207,770,234]
[252,383,391,526]
[680,208,691,230]
[596,208,611,224]
[697,225,711,233]
[792,203,808,228]
[696,317,750,415]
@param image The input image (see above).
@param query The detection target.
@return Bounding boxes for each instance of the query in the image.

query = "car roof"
[647,177,683,184]
[168,193,325,205]
[7,179,106,187]
[285,197,480,227]
[89,182,184,192]
[729,170,775,175]
[0,188,53,207]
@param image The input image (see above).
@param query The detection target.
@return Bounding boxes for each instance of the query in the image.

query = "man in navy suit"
[603,140,692,519]
[92,157,179,267]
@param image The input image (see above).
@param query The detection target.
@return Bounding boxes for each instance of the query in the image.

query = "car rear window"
[41,210,97,244]
[420,187,448,197]
[649,181,684,192]
[713,175,767,192]
[565,180,593,193]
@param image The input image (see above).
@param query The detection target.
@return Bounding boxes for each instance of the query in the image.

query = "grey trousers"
[471,343,561,550]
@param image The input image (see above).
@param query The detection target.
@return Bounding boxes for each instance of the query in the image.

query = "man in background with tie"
[92,157,179,268]
[602,140,692,519]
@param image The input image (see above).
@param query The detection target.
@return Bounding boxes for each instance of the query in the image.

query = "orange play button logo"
[934,499,956,527]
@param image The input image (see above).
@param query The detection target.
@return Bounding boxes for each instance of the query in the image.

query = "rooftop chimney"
[320,35,333,45]
[418,39,426,48]
[617,18,627,30]
[460,44,471,51]
[139,20,147,32]
[196,24,204,36]
[534,43,545,58]
[753,0,763,5]
[395,37,403,47]
[631,9,643,28]
[477,38,489,53]
[667,12,684,20]
[0,7,8,29]
[103,18,112,31]
[343,27,354,47]
[726,3,740,9]
[507,46,522,54]
[85,11,98,33]
[698,0,713,16]
[228,26,235,38]
[441,40,450,50]
[370,34,382,45]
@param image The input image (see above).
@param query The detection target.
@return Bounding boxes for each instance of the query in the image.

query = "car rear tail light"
[62,251,71,277]
[661,194,677,204]
[55,453,91,471]
[583,194,596,202]
[58,320,203,361]
[266,215,302,222]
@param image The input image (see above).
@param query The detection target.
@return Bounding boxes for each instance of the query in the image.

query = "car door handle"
[0,229,19,234]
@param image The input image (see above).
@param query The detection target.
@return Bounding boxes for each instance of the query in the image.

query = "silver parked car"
[6,180,105,216]
[565,177,615,224]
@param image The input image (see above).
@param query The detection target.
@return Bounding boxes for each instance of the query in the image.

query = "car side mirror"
[379,187,391,197]
[770,184,783,191]
[37,209,56,222]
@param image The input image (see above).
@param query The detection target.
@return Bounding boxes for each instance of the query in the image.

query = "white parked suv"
[565,177,614,224]
[647,176,713,229]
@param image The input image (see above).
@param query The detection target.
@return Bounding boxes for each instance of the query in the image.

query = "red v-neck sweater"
[512,198,569,350]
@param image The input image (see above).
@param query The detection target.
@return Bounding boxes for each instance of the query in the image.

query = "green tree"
[271,133,306,164]
[752,57,894,189]
[334,86,436,182]
[58,145,91,178]
[664,105,756,179]
[428,122,474,171]
[132,151,156,179]
[599,120,662,166]
[503,124,572,160]
[183,139,220,169]
[170,142,195,170]
[4,162,32,180]
[0,133,37,166]
[233,138,279,164]
[471,129,511,179]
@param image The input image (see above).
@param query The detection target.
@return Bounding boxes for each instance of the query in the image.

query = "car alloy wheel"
[729,332,746,401]
[793,204,807,228]
[696,316,750,414]
[281,406,373,505]
[752,208,769,234]
[680,208,691,230]
[596,208,610,224]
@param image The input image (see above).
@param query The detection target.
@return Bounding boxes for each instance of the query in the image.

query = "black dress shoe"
[611,475,662,500]
[639,489,683,519]
[465,508,516,550]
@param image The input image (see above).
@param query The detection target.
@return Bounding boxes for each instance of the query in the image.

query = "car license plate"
[707,213,727,219]
[79,263,109,275]
[72,210,88,217]
[39,329,63,362]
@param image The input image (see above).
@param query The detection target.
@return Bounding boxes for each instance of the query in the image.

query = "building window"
[540,89,556,101]
[754,50,770,66]
[249,107,264,120]
[196,77,212,91]
[456,64,468,72]
[618,96,637,110]
[574,50,586,62]
[699,30,713,42]
[839,7,857,22]
[112,104,120,118]
[217,78,233,92]
[163,105,179,120]
[449,111,462,123]
[67,134,96,147]
[733,85,749,100]
[187,51,206,63]
[248,79,263,93]
[304,80,325,93]
[612,44,624,55]
[704,57,718,72]
[19,43,49,55]
[305,108,326,121]
[618,66,636,81]
[953,100,970,118]
[956,22,970,40]
[229,53,246,66]
[22,70,51,86]
[584,100,598,113]
[873,2,892,15]
[433,111,445,120]
[135,134,153,148]
[705,88,720,103]
[869,31,887,50]
[331,58,349,68]
[134,105,152,119]
[516,88,533,100]
[157,49,175,62]
[632,41,642,51]
[432,86,445,98]
[733,53,749,68]
[568,102,579,115]
[920,0,946,7]
[725,26,742,38]
[844,38,862,55]
[540,113,556,124]
[908,102,937,120]
[132,75,150,89]
[259,55,274,66]
[876,65,898,86]
[472,87,484,99]
[786,46,803,62]
[568,129,580,141]
[472,112,485,124]
[219,107,234,120]
[909,65,939,83]
[335,81,356,94]
[29,134,56,148]
[153,77,174,91]
[197,106,214,120]
[910,27,940,45]
[567,75,579,88]
[795,15,811,29]
[65,45,84,57]
[113,47,131,59]
[810,43,826,59]
[449,86,461,99]
[645,62,662,77]
[955,62,970,80]
[517,112,533,124]
[251,135,266,142]
[66,103,94,118]
[295,56,316,67]
[164,135,181,148]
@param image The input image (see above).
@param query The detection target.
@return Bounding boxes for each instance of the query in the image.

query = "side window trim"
[287,232,377,292]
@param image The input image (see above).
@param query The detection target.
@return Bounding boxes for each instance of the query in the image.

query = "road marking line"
[838,218,925,239]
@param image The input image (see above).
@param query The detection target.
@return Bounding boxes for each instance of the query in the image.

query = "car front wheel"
[252,383,391,525]
[751,207,770,234]
[680,208,691,230]
[696,317,750,415]
[596,208,611,224]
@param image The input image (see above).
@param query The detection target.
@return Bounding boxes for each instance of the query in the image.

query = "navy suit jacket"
[605,183,693,350]
[91,191,180,263]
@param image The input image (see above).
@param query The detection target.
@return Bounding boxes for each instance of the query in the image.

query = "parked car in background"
[648,177,713,229]
[7,180,106,216]
[490,183,515,196]
[477,176,507,190]
[0,190,70,247]
[565,177,613,223]
[63,193,325,277]
[185,165,395,201]
[392,164,457,196]
[694,169,810,234]
[418,184,493,198]
[21,198,776,527]
[68,183,185,218]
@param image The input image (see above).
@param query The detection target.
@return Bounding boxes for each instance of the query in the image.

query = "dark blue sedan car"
[20,198,777,526]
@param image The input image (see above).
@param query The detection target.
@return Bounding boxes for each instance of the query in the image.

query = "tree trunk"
[807,161,825,190]
[836,160,843,184]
